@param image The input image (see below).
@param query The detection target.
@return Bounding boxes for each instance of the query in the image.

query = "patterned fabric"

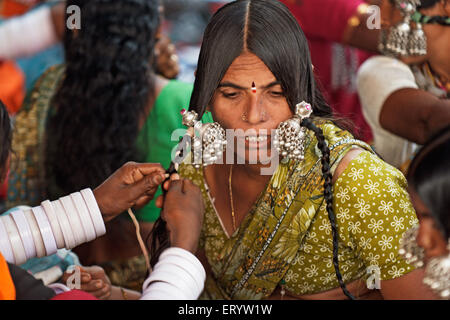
[98,255,148,292]
[7,64,64,209]
[179,120,418,299]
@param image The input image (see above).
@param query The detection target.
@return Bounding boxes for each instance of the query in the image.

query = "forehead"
[221,52,277,84]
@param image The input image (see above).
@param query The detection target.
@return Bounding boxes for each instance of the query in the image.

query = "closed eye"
[269,91,284,97]
[221,91,240,99]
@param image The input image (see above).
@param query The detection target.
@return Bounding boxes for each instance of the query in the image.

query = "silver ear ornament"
[399,224,425,268]
[181,109,227,168]
[273,101,313,162]
[423,241,450,299]
[379,0,427,57]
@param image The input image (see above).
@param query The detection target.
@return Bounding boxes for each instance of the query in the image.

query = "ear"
[443,0,450,16]
[417,218,449,259]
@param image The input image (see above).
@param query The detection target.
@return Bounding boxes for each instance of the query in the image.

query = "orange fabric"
[0,61,25,114]
[0,0,34,17]
[0,253,16,300]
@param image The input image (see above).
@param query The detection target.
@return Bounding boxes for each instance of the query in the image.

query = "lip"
[239,135,272,149]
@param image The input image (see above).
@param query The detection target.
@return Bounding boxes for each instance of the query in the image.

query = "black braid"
[147,141,186,268]
[300,118,356,300]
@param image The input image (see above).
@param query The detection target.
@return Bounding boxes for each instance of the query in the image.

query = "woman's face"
[209,52,293,162]
[410,189,449,264]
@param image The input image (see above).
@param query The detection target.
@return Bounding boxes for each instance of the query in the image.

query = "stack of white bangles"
[0,187,206,299]
[0,188,105,265]
[141,247,206,300]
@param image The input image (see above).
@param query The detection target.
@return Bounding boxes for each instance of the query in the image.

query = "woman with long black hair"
[151,0,437,299]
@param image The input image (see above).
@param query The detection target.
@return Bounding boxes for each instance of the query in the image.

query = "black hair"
[407,125,450,239]
[389,0,442,9]
[45,0,160,197]
[0,100,12,182]
[150,0,354,299]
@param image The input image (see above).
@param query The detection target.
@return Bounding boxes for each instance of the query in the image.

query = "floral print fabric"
[179,121,418,299]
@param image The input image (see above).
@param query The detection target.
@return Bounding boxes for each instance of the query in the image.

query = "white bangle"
[23,208,46,258]
[80,189,106,237]
[53,199,76,249]
[32,206,58,256]
[70,192,97,241]
[41,200,65,249]
[0,217,15,264]
[156,254,203,294]
[2,214,27,265]
[160,248,205,284]
[141,281,188,300]
[10,210,37,260]
[60,195,86,246]
[146,267,197,299]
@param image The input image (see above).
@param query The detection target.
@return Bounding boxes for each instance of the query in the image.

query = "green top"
[179,121,418,299]
[134,80,191,222]
[135,80,214,221]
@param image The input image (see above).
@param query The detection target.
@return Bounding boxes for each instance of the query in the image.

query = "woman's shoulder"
[157,79,193,100]
[20,64,65,113]
[334,149,408,192]
[356,55,418,115]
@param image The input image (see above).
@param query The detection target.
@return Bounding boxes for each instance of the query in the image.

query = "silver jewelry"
[241,112,247,121]
[181,109,227,168]
[408,21,427,56]
[273,101,312,162]
[423,241,450,299]
[399,224,425,268]
[379,0,427,57]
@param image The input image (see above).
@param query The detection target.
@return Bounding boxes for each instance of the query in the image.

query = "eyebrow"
[217,81,281,90]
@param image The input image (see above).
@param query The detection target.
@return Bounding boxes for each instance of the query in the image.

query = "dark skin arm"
[342,1,382,53]
[50,2,66,41]
[68,177,205,300]
[379,88,450,144]
[92,161,166,222]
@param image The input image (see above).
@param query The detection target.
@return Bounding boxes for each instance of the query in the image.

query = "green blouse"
[135,80,192,221]
[135,80,214,221]
[179,121,418,299]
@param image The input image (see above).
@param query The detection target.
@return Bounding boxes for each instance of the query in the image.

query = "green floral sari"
[179,120,418,299]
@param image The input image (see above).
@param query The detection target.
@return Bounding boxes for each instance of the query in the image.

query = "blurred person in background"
[357,0,450,171]
[281,0,383,143]
[405,125,450,299]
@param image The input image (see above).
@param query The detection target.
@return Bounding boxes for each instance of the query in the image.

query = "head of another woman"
[46,0,160,195]
[407,125,450,264]
[381,0,450,64]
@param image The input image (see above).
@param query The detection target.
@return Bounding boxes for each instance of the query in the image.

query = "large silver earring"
[399,224,425,268]
[382,0,423,57]
[273,101,312,162]
[407,22,427,56]
[423,241,450,299]
[181,109,227,168]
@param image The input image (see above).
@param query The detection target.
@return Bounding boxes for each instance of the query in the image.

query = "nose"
[244,94,267,124]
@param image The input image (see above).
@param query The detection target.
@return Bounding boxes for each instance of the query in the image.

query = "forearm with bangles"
[0,188,206,300]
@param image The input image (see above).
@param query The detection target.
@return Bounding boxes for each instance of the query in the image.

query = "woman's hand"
[93,162,166,222]
[158,178,205,253]
[61,265,112,300]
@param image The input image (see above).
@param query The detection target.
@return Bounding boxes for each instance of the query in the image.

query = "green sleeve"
[135,80,193,222]
[332,151,419,281]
